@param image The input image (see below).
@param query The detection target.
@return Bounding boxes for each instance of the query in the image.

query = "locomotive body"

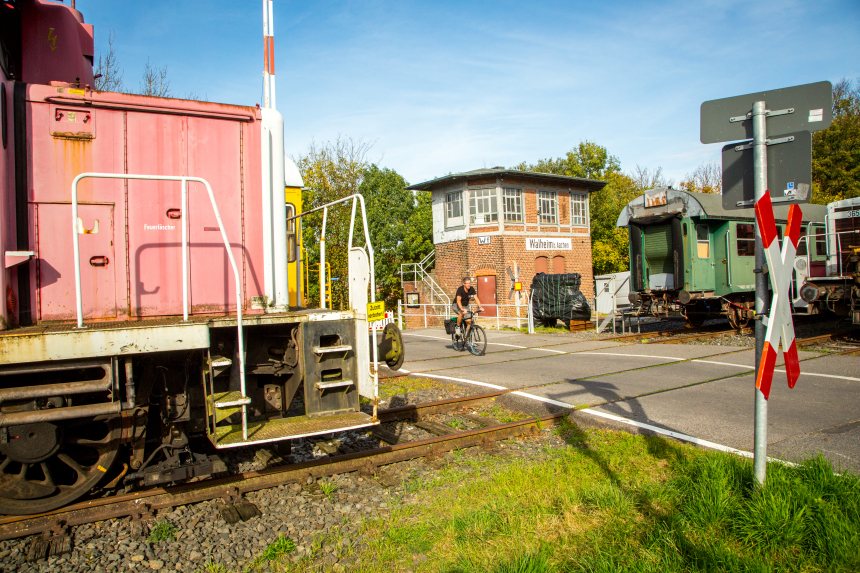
[617,188,827,328]
[0,0,385,514]
[797,196,860,324]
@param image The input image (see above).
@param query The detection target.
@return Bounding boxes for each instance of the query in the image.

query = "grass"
[275,426,860,572]
[318,479,338,499]
[378,376,456,400]
[447,417,468,430]
[146,519,178,544]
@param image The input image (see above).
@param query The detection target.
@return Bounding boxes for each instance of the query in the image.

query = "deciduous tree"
[812,78,860,203]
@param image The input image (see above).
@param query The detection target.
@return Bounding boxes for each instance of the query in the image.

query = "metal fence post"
[423,303,427,329]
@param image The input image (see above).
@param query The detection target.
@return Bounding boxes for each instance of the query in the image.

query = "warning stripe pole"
[752,100,769,486]
[262,0,276,109]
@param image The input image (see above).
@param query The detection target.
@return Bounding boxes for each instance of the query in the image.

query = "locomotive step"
[208,355,233,377]
[312,344,353,355]
[209,390,252,424]
[315,379,355,390]
[209,410,376,448]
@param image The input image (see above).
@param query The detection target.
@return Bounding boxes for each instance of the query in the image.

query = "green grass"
[257,535,297,564]
[447,417,468,430]
[146,519,178,544]
[379,376,456,400]
[316,427,860,573]
[318,479,338,499]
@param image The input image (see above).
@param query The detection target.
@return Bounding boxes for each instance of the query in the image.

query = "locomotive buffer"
[700,81,832,485]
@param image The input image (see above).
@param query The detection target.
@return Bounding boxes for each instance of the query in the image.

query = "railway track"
[0,392,562,546]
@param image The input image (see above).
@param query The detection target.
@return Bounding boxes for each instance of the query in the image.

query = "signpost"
[700,81,832,485]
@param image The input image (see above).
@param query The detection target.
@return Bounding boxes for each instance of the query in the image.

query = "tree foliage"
[296,138,432,309]
[679,161,721,195]
[812,78,860,203]
[515,141,621,179]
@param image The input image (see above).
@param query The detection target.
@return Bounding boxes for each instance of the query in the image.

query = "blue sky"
[82,0,859,186]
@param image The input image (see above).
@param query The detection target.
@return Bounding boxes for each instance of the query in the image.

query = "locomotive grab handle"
[89,256,110,267]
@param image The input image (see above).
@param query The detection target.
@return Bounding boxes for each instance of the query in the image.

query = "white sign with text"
[525,237,572,251]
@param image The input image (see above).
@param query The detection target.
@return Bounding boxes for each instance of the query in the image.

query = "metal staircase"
[401,250,451,309]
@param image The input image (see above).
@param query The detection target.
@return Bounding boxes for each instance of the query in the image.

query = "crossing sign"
[753,193,802,399]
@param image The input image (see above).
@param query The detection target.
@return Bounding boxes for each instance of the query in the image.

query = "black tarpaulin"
[530,273,591,322]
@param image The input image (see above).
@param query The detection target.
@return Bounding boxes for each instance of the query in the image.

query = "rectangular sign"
[366,301,385,322]
[721,131,812,209]
[477,235,491,245]
[525,237,572,251]
[701,81,832,143]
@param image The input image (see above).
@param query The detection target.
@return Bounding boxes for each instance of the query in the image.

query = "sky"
[79,0,860,186]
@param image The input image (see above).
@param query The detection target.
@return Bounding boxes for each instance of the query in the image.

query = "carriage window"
[736,223,755,256]
[797,226,808,256]
[696,224,710,258]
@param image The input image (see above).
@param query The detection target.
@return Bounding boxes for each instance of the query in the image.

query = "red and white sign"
[754,193,802,400]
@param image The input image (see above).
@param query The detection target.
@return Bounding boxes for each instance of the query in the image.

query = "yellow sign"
[514,281,522,291]
[366,301,385,322]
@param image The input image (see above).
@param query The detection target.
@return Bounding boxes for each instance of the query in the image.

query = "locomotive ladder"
[70,172,250,441]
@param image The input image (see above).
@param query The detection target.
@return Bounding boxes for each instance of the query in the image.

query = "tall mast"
[262,0,276,109]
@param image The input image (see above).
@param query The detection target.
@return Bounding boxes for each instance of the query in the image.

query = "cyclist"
[452,277,483,334]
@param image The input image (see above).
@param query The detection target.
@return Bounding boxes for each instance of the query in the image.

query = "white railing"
[287,193,380,419]
[71,172,249,438]
[397,301,543,331]
[400,249,450,308]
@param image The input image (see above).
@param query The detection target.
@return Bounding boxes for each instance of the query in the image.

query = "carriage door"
[37,203,117,320]
[476,275,497,317]
[727,222,756,290]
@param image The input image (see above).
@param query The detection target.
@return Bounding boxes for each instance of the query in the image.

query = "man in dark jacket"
[452,277,483,331]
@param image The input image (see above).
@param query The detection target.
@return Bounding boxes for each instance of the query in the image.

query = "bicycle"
[451,310,487,356]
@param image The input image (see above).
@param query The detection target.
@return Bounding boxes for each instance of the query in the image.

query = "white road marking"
[691,359,755,369]
[577,352,686,361]
[399,369,795,463]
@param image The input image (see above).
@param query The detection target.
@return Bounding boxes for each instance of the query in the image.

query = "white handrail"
[71,172,249,440]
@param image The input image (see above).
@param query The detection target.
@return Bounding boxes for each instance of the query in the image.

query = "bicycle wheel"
[466,325,487,356]
[452,330,465,352]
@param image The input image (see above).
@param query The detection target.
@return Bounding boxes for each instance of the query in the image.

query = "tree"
[94,32,123,92]
[679,161,721,194]
[812,78,860,203]
[515,140,621,180]
[295,138,372,308]
[295,138,431,309]
[139,60,171,97]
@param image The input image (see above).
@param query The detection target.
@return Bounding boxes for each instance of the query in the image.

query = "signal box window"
[736,223,755,256]
[503,187,523,222]
[469,188,498,224]
[570,192,588,226]
[696,224,710,258]
[538,191,558,224]
[446,191,464,228]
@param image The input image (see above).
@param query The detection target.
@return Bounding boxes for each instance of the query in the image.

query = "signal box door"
[476,275,497,317]
[37,203,117,321]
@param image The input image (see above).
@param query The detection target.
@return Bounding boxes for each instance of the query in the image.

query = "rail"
[70,172,248,438]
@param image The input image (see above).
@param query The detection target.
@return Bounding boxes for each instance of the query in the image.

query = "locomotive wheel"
[0,414,120,515]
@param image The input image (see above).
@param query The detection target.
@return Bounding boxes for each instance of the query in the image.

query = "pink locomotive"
[0,0,394,514]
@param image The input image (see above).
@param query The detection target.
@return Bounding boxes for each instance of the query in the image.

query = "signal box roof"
[407,167,606,192]
[617,188,827,227]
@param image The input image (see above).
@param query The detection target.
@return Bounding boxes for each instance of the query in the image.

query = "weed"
[318,479,338,499]
[447,417,467,430]
[198,562,228,573]
[146,519,178,544]
[259,535,297,562]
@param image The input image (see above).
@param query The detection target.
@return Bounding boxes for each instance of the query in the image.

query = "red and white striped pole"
[262,0,276,109]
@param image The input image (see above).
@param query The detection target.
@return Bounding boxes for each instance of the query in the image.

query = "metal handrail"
[287,193,380,419]
[71,172,249,440]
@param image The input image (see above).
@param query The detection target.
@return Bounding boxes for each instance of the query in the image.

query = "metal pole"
[320,207,327,309]
[752,100,769,485]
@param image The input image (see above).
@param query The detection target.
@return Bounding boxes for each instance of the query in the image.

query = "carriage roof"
[616,188,827,227]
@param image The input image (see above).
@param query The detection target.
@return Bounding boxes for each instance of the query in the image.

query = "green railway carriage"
[616,188,827,328]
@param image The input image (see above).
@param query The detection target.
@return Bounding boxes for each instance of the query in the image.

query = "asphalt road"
[398,328,860,473]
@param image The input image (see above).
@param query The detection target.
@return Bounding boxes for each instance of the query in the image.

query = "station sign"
[525,238,572,251]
